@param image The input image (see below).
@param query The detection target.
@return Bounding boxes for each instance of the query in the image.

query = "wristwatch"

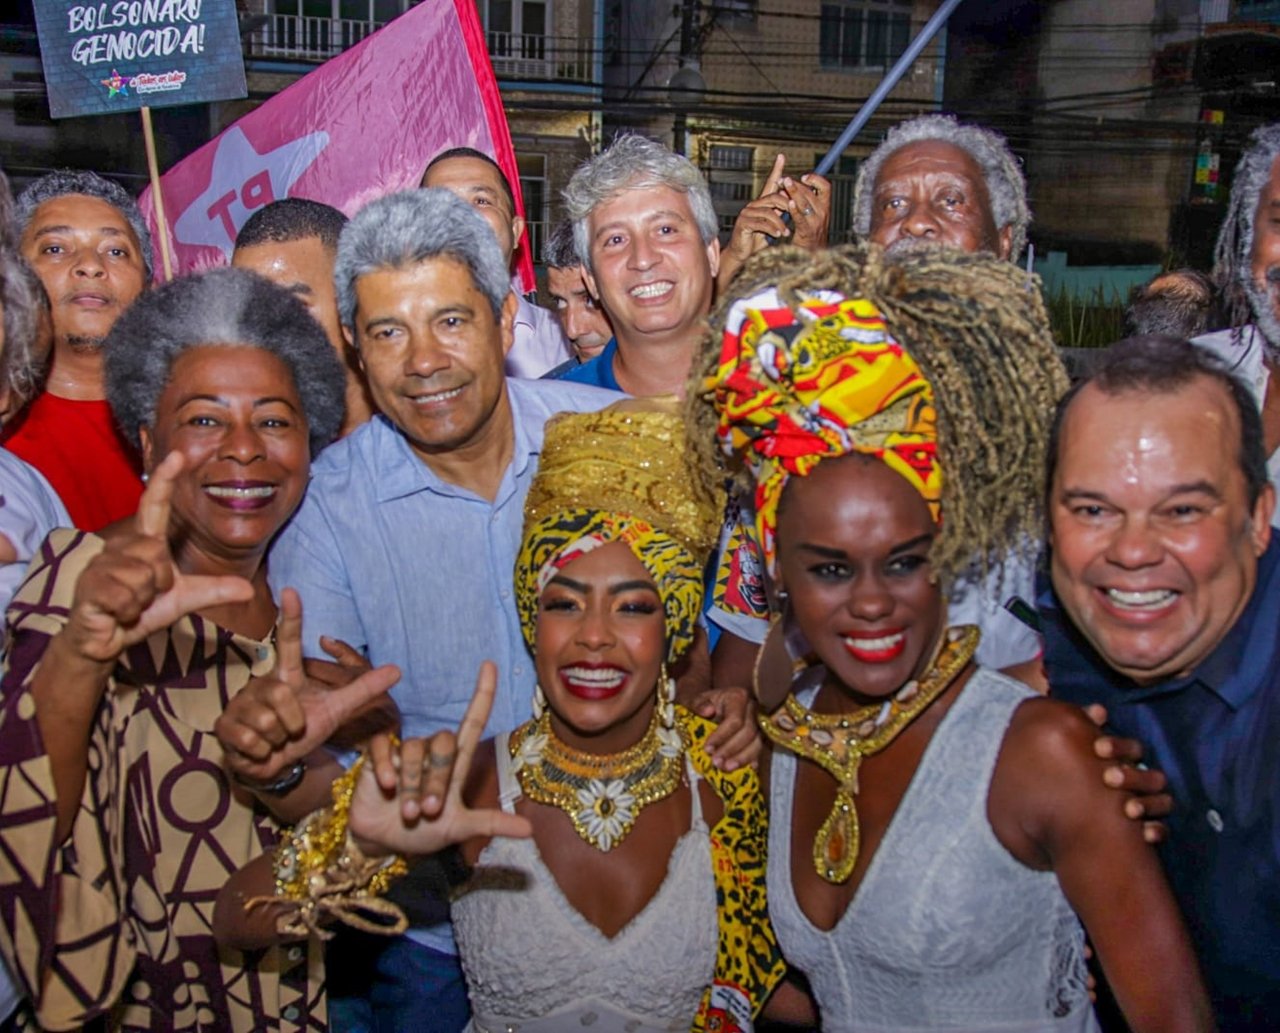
[235,759,307,797]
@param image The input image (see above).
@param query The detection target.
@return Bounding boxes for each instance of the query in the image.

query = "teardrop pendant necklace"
[759,625,978,884]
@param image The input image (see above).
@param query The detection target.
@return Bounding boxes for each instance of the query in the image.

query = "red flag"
[140,0,534,291]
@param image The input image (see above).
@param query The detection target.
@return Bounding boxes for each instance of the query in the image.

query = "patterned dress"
[0,530,324,1032]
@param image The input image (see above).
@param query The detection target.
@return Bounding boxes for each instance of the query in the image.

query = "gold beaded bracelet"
[247,753,410,939]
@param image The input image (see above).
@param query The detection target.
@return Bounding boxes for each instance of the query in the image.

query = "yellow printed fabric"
[681,709,786,1032]
[516,405,723,665]
[705,289,941,573]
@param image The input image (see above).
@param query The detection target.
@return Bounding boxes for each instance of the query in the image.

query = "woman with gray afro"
[104,266,345,456]
[0,267,396,1031]
[851,113,1030,262]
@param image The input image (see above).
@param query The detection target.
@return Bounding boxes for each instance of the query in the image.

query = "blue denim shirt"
[1041,540,1280,1030]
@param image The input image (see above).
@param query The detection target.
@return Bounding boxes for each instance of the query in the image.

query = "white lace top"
[453,733,718,1033]
[768,666,1102,1033]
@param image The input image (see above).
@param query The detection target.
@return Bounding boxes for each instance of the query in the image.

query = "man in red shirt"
[4,171,150,530]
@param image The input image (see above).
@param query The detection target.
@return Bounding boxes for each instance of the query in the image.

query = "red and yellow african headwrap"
[515,403,723,665]
[705,287,941,573]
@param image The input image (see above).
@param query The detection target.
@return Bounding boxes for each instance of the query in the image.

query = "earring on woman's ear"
[657,663,677,729]
[532,682,547,721]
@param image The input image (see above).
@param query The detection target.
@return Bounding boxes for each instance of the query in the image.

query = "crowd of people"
[0,107,1276,1033]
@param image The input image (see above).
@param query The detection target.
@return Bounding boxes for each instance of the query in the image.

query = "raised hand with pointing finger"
[214,586,401,810]
[60,451,256,664]
[26,450,258,842]
[717,154,834,292]
[349,661,532,858]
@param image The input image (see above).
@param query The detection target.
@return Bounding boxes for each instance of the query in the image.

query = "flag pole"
[815,0,965,177]
[139,105,174,282]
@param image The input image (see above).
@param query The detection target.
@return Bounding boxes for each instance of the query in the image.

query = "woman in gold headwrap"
[692,243,1213,1033]
[217,401,785,1033]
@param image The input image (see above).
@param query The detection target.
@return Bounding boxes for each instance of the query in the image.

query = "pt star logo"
[100,69,129,98]
[172,126,328,255]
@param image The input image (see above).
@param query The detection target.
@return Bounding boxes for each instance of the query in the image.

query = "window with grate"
[518,152,548,263]
[819,0,912,70]
[708,144,755,171]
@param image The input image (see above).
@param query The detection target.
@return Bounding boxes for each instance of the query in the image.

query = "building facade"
[603,0,946,244]
[0,0,601,270]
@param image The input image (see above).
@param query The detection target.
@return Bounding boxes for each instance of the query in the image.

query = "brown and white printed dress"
[0,530,325,1032]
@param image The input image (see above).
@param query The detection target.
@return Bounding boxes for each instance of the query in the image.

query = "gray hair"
[852,114,1030,261]
[0,247,50,418]
[15,170,154,280]
[104,267,344,455]
[563,135,718,272]
[543,218,580,269]
[0,168,50,417]
[1213,122,1280,344]
[335,189,510,332]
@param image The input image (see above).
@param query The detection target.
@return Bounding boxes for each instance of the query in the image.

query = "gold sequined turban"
[704,286,941,573]
[516,401,724,664]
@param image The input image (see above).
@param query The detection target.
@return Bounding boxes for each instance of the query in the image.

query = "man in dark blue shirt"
[1037,335,1280,1031]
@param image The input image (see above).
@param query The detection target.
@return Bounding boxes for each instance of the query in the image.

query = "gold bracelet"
[247,753,410,939]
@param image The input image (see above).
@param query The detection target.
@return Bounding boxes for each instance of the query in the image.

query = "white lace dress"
[453,733,718,1033]
[768,666,1103,1033]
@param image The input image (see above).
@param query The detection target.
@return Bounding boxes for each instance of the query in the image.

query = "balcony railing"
[247,15,377,61]
[246,16,593,82]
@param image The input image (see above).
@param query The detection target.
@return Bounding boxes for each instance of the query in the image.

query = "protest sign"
[139,0,535,291]
[32,0,247,119]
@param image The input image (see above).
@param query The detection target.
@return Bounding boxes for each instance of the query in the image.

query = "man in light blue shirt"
[268,188,619,1032]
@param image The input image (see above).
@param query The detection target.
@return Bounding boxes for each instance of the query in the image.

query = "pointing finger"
[140,574,254,636]
[274,588,305,689]
[448,661,497,806]
[762,153,786,195]
[136,451,185,541]
[462,810,532,843]
[316,663,400,737]
[320,635,371,670]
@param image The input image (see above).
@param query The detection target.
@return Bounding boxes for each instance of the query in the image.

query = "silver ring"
[803,206,815,216]
[425,751,455,770]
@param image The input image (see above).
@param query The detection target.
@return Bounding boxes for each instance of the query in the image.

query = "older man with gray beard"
[852,113,1031,262]
[1191,123,1280,524]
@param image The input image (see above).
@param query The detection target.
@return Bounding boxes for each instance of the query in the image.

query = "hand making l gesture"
[214,587,401,786]
[61,451,255,666]
[349,661,532,858]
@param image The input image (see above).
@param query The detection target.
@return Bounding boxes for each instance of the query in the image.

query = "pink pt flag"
[139,0,534,291]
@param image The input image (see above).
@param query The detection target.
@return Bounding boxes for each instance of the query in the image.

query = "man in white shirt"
[421,147,571,378]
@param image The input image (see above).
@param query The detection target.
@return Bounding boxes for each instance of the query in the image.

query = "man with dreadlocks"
[691,243,1213,1033]
[1191,123,1280,523]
